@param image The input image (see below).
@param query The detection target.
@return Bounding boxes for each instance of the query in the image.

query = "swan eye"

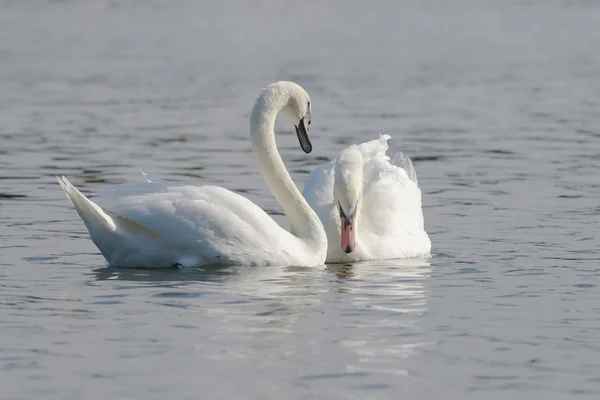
[338,201,357,221]
[338,201,346,219]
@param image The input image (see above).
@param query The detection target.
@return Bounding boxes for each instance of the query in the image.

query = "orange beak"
[340,215,356,254]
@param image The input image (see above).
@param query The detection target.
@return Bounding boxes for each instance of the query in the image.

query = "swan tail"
[391,152,418,185]
[57,176,117,233]
[57,176,177,267]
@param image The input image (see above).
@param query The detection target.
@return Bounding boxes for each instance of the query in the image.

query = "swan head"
[278,82,312,154]
[253,81,313,153]
[333,147,364,254]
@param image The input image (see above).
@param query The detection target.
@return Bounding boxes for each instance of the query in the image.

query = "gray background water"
[1,0,599,398]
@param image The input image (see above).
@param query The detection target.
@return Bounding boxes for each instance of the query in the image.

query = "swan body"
[58,81,327,268]
[302,134,431,263]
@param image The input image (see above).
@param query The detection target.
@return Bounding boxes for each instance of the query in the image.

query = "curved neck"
[250,93,325,248]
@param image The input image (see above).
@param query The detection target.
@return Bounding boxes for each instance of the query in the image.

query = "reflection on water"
[92,264,239,284]
[90,259,432,380]
[328,260,433,377]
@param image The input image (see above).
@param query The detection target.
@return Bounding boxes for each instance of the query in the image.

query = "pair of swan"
[58,81,430,268]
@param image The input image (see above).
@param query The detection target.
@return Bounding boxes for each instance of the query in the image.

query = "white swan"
[302,134,431,263]
[57,81,327,268]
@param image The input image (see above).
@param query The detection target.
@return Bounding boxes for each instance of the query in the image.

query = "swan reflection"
[90,258,432,376]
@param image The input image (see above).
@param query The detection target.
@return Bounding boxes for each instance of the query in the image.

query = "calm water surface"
[2,1,600,398]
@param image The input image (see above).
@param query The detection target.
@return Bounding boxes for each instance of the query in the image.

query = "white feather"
[302,134,431,263]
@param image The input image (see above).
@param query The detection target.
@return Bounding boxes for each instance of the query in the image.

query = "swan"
[57,81,327,268]
[301,134,431,263]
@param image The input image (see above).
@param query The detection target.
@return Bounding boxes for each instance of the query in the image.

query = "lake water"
[1,0,600,398]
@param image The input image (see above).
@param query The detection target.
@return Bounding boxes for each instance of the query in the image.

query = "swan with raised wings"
[57,81,327,268]
[302,134,431,263]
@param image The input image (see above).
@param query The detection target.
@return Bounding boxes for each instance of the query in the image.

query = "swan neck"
[250,95,325,248]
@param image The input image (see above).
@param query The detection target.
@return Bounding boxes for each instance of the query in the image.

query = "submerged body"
[302,135,431,263]
[58,82,327,268]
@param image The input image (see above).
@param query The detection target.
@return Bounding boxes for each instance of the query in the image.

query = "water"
[1,0,600,398]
